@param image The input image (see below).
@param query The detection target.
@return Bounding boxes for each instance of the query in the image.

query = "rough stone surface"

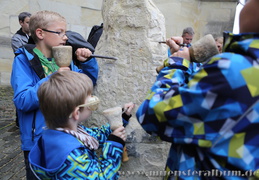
[87,0,170,179]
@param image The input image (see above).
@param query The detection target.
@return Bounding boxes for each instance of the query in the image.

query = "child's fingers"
[123,102,135,114]
[112,126,126,141]
[113,126,125,133]
[76,48,92,60]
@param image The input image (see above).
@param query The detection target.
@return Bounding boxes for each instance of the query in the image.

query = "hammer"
[157,34,219,73]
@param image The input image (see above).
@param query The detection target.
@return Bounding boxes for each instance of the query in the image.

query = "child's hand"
[112,126,126,141]
[123,102,135,116]
[75,48,92,61]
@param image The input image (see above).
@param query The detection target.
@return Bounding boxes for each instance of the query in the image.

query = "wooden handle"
[90,54,118,60]
[122,146,129,162]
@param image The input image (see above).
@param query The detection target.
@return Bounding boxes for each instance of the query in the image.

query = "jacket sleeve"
[70,57,99,85]
[84,124,112,148]
[11,53,48,112]
[136,55,240,147]
[68,126,124,179]
[84,122,126,148]
[11,34,23,53]
[60,141,123,179]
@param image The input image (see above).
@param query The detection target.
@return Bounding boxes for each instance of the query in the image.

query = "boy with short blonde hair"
[38,71,93,129]
[11,10,98,179]
[38,71,94,129]
[29,71,133,179]
[29,11,66,43]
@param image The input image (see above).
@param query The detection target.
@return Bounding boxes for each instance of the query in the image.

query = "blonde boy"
[11,10,98,179]
[29,71,133,179]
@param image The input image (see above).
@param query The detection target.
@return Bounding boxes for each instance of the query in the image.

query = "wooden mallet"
[157,34,219,73]
[102,106,129,162]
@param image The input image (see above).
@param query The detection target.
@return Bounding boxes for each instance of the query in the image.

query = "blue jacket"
[29,124,124,180]
[11,44,98,151]
[136,32,259,179]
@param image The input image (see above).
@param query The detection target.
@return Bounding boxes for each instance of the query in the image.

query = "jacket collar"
[16,28,28,38]
[15,44,45,79]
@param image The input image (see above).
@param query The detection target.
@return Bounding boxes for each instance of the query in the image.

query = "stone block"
[54,0,102,9]
[209,9,231,22]
[0,13,9,31]
[70,25,88,39]
[81,0,102,9]
[0,36,12,47]
[0,46,14,61]
[33,0,81,24]
[10,15,20,35]
[81,8,102,27]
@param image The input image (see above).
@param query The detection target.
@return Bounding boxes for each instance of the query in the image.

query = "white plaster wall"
[0,0,236,86]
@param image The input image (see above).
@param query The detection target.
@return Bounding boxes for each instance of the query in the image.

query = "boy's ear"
[35,28,44,40]
[71,107,80,120]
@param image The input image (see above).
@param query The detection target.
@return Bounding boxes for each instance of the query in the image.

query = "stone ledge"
[0,36,11,47]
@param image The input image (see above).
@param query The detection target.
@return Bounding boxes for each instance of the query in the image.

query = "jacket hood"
[14,44,36,59]
[29,129,83,172]
[15,44,47,79]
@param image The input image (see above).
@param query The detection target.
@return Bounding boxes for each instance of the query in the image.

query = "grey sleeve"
[11,34,23,53]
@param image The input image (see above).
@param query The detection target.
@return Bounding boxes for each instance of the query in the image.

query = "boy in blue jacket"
[10,10,99,179]
[29,71,134,179]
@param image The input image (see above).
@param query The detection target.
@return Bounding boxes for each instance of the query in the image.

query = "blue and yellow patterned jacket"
[29,124,124,180]
[136,32,259,180]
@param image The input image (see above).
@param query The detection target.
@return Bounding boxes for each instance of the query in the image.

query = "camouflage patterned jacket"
[136,32,259,180]
[29,124,124,180]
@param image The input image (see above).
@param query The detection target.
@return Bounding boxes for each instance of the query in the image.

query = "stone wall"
[0,0,236,86]
[156,0,237,40]
[90,1,169,179]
